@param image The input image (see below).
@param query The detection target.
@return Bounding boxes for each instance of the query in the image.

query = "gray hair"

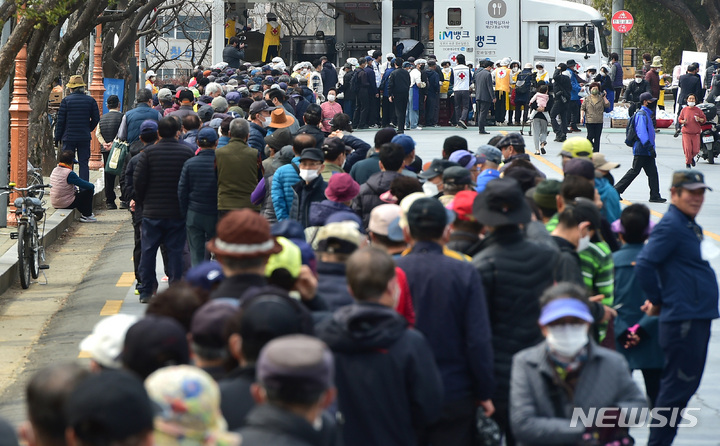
[136,88,153,104]
[205,82,223,97]
[229,118,250,139]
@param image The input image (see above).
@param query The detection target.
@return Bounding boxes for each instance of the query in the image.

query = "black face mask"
[266,99,275,107]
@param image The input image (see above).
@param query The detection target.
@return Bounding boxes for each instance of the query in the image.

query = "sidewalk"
[0,169,107,294]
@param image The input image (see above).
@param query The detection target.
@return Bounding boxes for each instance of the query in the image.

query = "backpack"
[625,109,646,147]
[515,73,531,94]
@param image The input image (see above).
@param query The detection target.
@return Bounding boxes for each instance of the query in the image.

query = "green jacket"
[215,137,260,211]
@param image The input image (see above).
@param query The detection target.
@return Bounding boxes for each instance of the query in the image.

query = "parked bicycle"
[0,183,51,288]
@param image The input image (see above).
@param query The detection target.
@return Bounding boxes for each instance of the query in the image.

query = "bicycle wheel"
[17,223,31,289]
[30,223,39,279]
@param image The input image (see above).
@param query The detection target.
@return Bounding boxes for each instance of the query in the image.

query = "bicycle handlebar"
[0,184,51,192]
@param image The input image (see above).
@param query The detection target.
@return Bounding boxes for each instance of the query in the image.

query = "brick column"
[88,24,105,170]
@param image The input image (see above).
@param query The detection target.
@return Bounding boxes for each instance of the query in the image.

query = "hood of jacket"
[308,200,353,227]
[272,145,296,170]
[364,171,400,196]
[317,302,408,353]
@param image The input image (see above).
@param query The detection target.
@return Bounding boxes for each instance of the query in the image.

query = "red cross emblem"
[271,27,279,35]
[451,55,457,62]
[498,69,507,78]
[458,72,466,80]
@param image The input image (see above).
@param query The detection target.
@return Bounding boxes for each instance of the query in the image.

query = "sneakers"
[649,197,667,203]
[161,276,169,282]
[458,121,467,129]
[674,130,680,138]
[79,214,97,223]
[540,143,547,155]
[106,202,118,210]
[119,201,130,209]
[692,158,696,167]
[139,294,151,304]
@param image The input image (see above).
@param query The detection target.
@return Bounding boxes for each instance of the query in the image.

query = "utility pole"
[611,0,624,64]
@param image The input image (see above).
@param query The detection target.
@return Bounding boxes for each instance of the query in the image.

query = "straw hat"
[66,75,86,89]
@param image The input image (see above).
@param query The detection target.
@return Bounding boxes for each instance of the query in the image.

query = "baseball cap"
[497,132,525,148]
[533,179,562,210]
[257,335,334,395]
[299,148,324,163]
[197,105,214,122]
[672,170,713,190]
[185,261,225,291]
[266,237,302,279]
[559,137,593,158]
[139,119,158,135]
[249,100,275,115]
[368,204,404,241]
[226,91,241,104]
[563,158,595,181]
[191,301,239,349]
[419,159,459,180]
[79,314,139,369]
[158,88,173,101]
[443,166,476,187]
[539,297,593,325]
[476,144,503,165]
[197,127,219,145]
[315,221,363,254]
[446,190,478,221]
[178,89,195,103]
[472,177,531,226]
[122,315,190,379]
[592,152,620,171]
[448,150,477,169]
[405,196,456,232]
[391,134,416,155]
[66,370,154,442]
[639,92,656,103]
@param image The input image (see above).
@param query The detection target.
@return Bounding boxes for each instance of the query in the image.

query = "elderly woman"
[321,88,343,133]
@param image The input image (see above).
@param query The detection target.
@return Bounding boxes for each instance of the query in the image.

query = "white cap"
[586,65,597,72]
[501,57,511,66]
[415,59,427,65]
[212,62,228,71]
[145,70,156,80]
[272,56,284,63]
[293,63,304,72]
[80,314,139,368]
[385,53,395,60]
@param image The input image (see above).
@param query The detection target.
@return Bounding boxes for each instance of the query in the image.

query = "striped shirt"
[579,241,614,306]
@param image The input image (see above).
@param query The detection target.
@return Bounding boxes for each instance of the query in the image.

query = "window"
[559,25,595,53]
[538,25,549,50]
[448,8,462,26]
[156,17,176,39]
[177,15,210,41]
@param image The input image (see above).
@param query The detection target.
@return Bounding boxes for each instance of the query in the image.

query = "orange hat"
[268,108,296,129]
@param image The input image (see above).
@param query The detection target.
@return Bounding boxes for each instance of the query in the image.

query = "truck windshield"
[559,25,594,54]
[596,24,609,57]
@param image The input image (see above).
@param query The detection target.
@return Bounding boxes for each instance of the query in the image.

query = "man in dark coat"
[624,70,652,117]
[290,148,328,228]
[223,36,245,68]
[315,247,443,446]
[321,60,338,97]
[424,60,441,127]
[471,178,559,446]
[54,75,100,181]
[351,142,404,228]
[388,59,411,134]
[550,63,571,142]
[96,94,123,208]
[475,60,495,134]
[133,117,194,303]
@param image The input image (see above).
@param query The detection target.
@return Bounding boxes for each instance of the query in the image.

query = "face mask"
[423,181,439,197]
[299,168,320,182]
[443,67,452,74]
[635,78,642,84]
[263,116,272,127]
[546,324,589,357]
[688,101,696,106]
[577,234,591,252]
[591,88,600,95]
[266,100,275,107]
[512,67,519,73]
[327,94,336,102]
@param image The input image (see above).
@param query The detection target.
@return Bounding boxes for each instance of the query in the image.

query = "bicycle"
[0,183,51,289]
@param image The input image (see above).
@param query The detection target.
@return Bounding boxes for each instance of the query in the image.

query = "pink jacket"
[320,101,343,132]
[529,92,549,109]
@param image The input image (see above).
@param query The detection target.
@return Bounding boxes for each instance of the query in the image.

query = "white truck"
[433,0,609,69]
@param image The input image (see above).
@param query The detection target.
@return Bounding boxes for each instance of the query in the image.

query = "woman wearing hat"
[145,70,158,95]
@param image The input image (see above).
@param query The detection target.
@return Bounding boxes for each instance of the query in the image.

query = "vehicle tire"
[710,150,715,164]
[17,223,31,289]
[30,224,39,279]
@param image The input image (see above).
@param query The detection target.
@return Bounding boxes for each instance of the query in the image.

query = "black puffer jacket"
[471,225,558,407]
[133,139,194,220]
[351,171,400,228]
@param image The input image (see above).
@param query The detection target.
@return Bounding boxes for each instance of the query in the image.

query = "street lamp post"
[89,24,105,170]
[8,42,31,226]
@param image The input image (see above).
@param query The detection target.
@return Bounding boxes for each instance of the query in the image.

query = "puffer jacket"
[248,121,267,158]
[315,302,443,446]
[125,104,162,144]
[178,149,218,216]
[308,200,355,227]
[54,90,100,142]
[351,170,400,228]
[272,157,301,221]
[316,261,353,311]
[133,139,194,220]
[471,225,559,407]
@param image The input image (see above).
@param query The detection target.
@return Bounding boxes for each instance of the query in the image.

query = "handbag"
[105,138,129,176]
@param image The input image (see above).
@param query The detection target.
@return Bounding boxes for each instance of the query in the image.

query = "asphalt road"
[0,125,719,444]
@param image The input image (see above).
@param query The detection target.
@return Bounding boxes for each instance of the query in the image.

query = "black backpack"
[625,109,646,147]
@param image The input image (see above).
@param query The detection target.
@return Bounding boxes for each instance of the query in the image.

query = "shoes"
[649,197,667,203]
[686,164,692,168]
[79,214,97,223]
[119,201,130,209]
[106,202,117,210]
[655,128,661,133]
[514,122,522,126]
[389,123,397,128]
[369,124,379,129]
[692,158,696,167]
[139,294,151,304]
[535,151,541,155]
[674,130,680,138]
[161,276,169,282]
[540,143,547,155]
[458,121,467,129]
[416,126,423,130]
[479,131,490,135]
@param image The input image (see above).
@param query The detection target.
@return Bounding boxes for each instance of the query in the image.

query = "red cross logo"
[458,72,466,80]
[271,27,279,35]
[451,55,457,62]
[498,69,506,78]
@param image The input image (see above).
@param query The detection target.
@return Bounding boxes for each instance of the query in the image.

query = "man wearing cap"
[239,335,336,445]
[623,70,651,118]
[352,142,405,228]
[216,118,262,215]
[178,127,220,267]
[510,283,646,445]
[168,89,199,120]
[65,370,155,446]
[117,88,163,150]
[190,301,239,380]
[446,190,482,255]
[391,134,419,178]
[592,152,621,223]
[395,197,494,446]
[471,178,559,444]
[80,314,139,372]
[558,136,593,167]
[95,95,124,208]
[615,92,666,203]
[248,100,273,157]
[440,166,475,205]
[155,88,174,115]
[497,132,545,178]
[475,144,502,193]
[424,60,441,128]
[54,74,100,182]
[419,159,458,198]
[352,58,372,129]
[273,134,318,221]
[133,117,194,302]
[475,60,495,134]
[289,148,328,228]
[451,54,472,129]
[315,247,443,446]
[635,170,718,446]
[448,149,478,180]
[549,63,571,142]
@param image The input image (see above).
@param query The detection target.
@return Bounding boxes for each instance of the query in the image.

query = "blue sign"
[103,78,125,114]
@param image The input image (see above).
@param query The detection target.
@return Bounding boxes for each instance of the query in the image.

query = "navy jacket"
[315,302,443,446]
[54,90,100,142]
[321,64,339,96]
[219,365,256,430]
[349,151,380,184]
[290,176,328,228]
[396,241,495,403]
[125,104,162,144]
[635,204,719,322]
[316,261,353,311]
[178,149,218,216]
[341,134,371,173]
[248,121,267,158]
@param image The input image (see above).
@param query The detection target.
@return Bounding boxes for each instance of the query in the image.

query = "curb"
[0,184,105,294]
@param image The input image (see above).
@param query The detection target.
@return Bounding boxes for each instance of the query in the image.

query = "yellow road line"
[115,272,135,287]
[78,350,92,359]
[99,300,123,316]
[530,152,564,175]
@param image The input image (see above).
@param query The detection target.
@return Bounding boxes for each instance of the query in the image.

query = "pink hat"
[325,173,360,203]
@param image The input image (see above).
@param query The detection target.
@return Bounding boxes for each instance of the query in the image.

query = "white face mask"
[299,168,320,182]
[635,78,643,84]
[546,324,589,357]
[423,181,439,197]
[688,101,696,106]
[327,94,336,102]
[263,116,272,127]
[577,234,591,252]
